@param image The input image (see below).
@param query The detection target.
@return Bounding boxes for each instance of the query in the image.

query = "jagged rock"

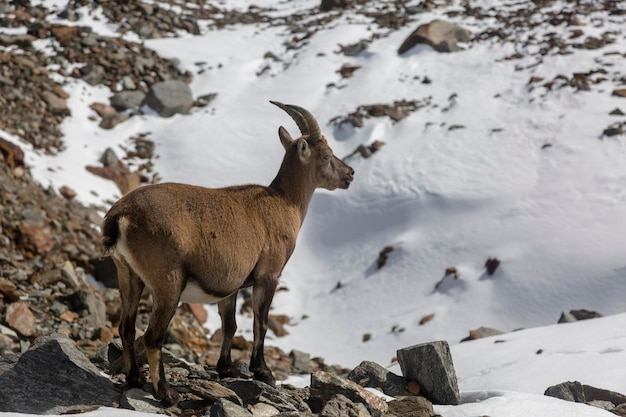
[544,381,586,402]
[144,80,194,117]
[558,309,603,323]
[210,398,253,417]
[320,394,370,417]
[224,379,309,414]
[309,371,388,417]
[6,302,37,338]
[396,341,460,405]
[110,90,147,111]
[386,396,434,417]
[347,360,409,397]
[398,20,472,54]
[0,333,119,413]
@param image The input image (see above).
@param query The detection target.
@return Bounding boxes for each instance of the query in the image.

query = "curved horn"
[270,101,322,142]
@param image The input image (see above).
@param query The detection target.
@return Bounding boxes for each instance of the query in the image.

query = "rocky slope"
[1,0,626,415]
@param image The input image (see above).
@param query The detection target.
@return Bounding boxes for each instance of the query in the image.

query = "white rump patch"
[180,280,224,304]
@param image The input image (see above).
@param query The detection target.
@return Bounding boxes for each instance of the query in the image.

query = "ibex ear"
[278,126,293,151]
[295,138,311,162]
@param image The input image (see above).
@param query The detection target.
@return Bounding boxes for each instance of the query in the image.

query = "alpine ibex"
[102,101,354,405]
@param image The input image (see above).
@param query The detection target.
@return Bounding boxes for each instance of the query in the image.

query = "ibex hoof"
[254,369,276,387]
[157,386,180,407]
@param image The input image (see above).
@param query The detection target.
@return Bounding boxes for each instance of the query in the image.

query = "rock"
[60,289,107,328]
[347,361,409,397]
[110,90,146,111]
[224,379,309,414]
[268,314,290,337]
[90,102,117,118]
[58,185,77,200]
[612,89,626,98]
[144,80,193,117]
[484,257,501,275]
[18,223,56,254]
[558,309,603,323]
[41,90,70,115]
[189,380,242,405]
[460,326,505,342]
[6,302,37,338]
[80,63,106,86]
[290,350,312,374]
[0,277,20,303]
[0,333,119,413]
[0,137,25,169]
[583,384,626,406]
[544,381,586,402]
[210,398,253,417]
[396,341,460,405]
[50,25,81,46]
[320,394,370,417]
[309,371,388,417]
[387,396,434,417]
[320,0,352,12]
[120,388,166,414]
[398,20,472,54]
[250,402,281,416]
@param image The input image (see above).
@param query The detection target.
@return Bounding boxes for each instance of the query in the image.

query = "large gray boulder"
[396,341,460,405]
[0,333,119,414]
[143,80,193,117]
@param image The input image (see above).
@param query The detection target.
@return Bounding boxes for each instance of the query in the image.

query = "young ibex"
[102,101,354,405]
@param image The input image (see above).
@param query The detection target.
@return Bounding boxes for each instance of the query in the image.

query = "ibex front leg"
[250,277,278,386]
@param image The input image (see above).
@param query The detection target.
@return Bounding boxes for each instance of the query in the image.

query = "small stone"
[485,257,501,275]
[89,102,117,118]
[6,302,37,338]
[110,91,146,111]
[419,314,434,326]
[387,396,434,417]
[18,224,56,254]
[58,185,77,200]
[609,108,625,116]
[41,91,69,115]
[0,277,20,303]
[612,89,626,98]
[461,326,505,342]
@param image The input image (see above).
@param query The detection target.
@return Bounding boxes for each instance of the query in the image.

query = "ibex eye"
[324,154,331,161]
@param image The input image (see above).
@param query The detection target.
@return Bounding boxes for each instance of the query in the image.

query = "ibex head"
[271,101,354,191]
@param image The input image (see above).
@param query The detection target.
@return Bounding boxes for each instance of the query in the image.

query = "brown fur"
[102,102,354,405]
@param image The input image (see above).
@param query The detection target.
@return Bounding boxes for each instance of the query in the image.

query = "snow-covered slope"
[3,0,626,415]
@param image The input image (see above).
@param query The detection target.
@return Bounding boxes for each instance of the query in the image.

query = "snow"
[2,0,626,416]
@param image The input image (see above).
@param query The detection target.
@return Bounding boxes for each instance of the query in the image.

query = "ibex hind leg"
[115,258,145,388]
[250,278,278,386]
[144,271,184,406]
[216,292,241,378]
